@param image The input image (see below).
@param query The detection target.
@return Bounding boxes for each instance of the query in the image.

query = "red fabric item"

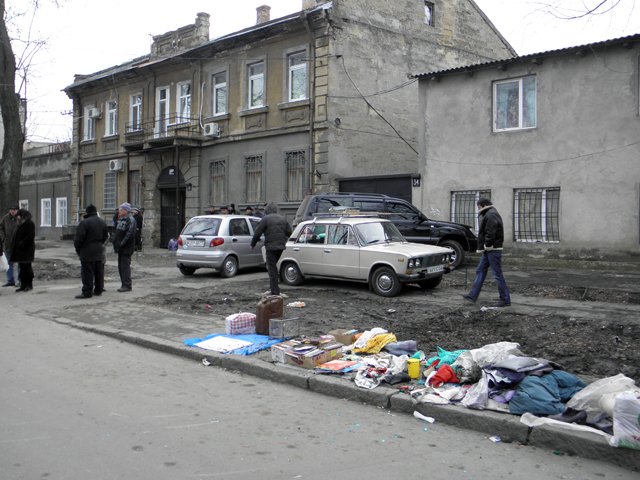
[428,364,460,387]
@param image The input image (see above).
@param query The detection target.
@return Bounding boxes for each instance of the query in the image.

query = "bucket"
[256,295,283,335]
[407,358,420,379]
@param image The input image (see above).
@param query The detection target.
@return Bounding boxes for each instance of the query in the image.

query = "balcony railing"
[124,114,204,148]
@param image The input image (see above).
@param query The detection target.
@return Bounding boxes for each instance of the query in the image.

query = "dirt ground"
[34,257,640,381]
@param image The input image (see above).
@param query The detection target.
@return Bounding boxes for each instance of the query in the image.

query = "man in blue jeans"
[462,198,511,307]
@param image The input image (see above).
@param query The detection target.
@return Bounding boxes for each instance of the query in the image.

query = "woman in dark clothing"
[10,209,36,292]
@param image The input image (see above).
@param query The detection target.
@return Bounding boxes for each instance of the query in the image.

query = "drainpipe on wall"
[71,92,82,223]
[303,10,316,195]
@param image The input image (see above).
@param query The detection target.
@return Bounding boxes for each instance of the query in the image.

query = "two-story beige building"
[64,0,514,247]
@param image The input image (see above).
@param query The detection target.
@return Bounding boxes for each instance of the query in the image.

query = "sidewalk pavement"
[7,240,640,471]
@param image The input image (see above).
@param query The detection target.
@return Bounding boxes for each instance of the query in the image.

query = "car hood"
[363,241,452,256]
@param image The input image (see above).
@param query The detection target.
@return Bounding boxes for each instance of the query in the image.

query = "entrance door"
[160,189,185,248]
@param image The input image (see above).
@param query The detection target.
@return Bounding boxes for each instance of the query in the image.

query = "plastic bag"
[0,253,8,272]
[468,341,522,368]
[461,370,489,409]
[609,393,640,449]
[566,373,636,414]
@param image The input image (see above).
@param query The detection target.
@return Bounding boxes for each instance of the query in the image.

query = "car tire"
[179,265,196,276]
[281,261,304,286]
[440,239,465,269]
[371,266,402,297]
[419,275,443,290]
[220,256,238,278]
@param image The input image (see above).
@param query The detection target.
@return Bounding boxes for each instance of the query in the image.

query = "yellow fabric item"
[352,333,397,354]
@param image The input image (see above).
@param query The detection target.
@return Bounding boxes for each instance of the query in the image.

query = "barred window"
[209,160,226,206]
[245,155,264,203]
[285,150,306,201]
[104,171,117,209]
[513,187,560,242]
[451,190,491,234]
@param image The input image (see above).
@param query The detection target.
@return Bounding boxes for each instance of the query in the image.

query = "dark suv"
[293,193,477,268]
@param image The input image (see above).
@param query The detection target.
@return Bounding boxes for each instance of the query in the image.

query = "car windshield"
[182,218,221,236]
[355,221,404,244]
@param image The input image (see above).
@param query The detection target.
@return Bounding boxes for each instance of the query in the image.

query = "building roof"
[411,33,640,80]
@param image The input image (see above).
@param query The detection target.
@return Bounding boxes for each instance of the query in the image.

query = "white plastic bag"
[566,373,636,414]
[0,253,8,272]
[461,370,489,409]
[609,393,640,449]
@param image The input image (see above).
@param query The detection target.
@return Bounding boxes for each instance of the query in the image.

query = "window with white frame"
[19,199,28,210]
[129,94,142,132]
[128,170,141,208]
[105,100,117,136]
[41,198,52,227]
[287,51,307,102]
[245,154,264,203]
[83,174,94,209]
[104,171,117,209]
[56,198,68,227]
[424,1,434,26]
[209,160,226,205]
[83,106,96,141]
[494,75,537,131]
[285,150,306,201]
[451,190,491,234]
[513,187,560,243]
[248,61,265,108]
[177,82,191,122]
[213,72,227,116]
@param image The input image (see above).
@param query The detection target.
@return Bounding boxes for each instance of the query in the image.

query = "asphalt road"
[1,308,637,480]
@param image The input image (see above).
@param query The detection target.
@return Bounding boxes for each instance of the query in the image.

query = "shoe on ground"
[2,282,15,287]
[93,290,103,296]
[278,292,289,299]
[117,287,132,292]
[491,300,511,308]
[461,294,476,303]
[75,294,92,299]
[16,286,32,292]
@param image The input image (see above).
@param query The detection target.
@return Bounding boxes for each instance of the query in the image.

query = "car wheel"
[179,265,196,276]
[281,261,304,286]
[371,266,402,297]
[440,239,465,269]
[419,275,443,290]
[220,256,238,278]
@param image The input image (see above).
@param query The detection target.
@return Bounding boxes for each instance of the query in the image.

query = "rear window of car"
[315,197,352,214]
[182,218,221,236]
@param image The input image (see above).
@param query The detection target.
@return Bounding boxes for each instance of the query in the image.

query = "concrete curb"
[51,316,639,472]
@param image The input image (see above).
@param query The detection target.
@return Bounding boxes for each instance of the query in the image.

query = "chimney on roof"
[256,5,271,24]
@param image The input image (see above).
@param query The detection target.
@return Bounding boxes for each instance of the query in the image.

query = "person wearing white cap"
[112,202,137,291]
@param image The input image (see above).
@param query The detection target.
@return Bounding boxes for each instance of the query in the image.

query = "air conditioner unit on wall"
[109,159,124,172]
[87,107,101,119]
[203,122,220,137]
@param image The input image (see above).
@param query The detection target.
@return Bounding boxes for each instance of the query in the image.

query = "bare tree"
[535,0,632,20]
[0,0,24,215]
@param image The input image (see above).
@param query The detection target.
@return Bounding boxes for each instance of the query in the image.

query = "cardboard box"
[270,339,300,364]
[284,347,330,369]
[328,329,360,346]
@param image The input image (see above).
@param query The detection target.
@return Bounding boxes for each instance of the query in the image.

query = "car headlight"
[408,258,421,269]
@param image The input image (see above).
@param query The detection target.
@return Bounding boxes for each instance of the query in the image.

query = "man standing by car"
[113,202,137,292]
[0,204,19,287]
[74,204,109,298]
[250,202,292,296]
[463,198,511,307]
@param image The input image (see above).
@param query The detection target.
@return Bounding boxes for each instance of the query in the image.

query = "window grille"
[245,155,263,203]
[451,190,491,233]
[285,150,306,201]
[209,160,226,205]
[513,187,560,242]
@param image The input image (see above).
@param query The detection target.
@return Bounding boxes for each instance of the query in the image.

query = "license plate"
[426,264,444,274]
[187,239,205,247]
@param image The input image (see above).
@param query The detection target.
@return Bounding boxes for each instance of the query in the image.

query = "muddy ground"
[35,257,640,381]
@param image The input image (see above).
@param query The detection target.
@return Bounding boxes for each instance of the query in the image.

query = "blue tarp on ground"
[184,333,283,355]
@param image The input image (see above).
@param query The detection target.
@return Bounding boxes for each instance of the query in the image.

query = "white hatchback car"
[176,215,264,277]
[278,216,452,297]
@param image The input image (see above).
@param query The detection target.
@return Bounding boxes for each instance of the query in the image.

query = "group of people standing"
[0,204,36,292]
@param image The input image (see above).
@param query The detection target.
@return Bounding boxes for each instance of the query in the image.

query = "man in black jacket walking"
[74,204,108,298]
[250,202,292,296]
[112,202,137,292]
[463,198,511,307]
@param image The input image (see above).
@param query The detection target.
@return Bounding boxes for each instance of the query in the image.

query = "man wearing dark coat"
[250,202,292,296]
[10,209,35,292]
[0,204,19,287]
[112,202,137,292]
[74,204,108,298]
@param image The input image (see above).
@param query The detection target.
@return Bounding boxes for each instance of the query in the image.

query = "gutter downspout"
[302,10,316,195]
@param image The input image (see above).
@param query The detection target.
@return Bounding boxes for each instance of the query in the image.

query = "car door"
[229,217,260,267]
[323,224,361,279]
[386,200,434,244]
[291,224,327,276]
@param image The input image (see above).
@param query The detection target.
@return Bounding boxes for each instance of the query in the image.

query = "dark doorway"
[160,189,185,248]
[339,175,412,202]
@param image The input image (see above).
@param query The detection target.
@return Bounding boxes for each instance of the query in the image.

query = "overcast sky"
[7,0,640,142]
